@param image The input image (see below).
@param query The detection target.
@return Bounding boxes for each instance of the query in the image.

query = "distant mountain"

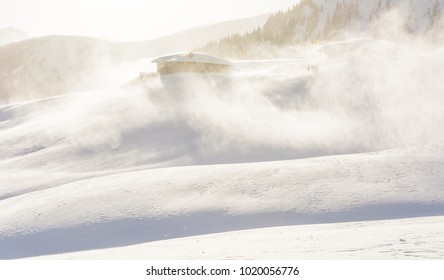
[0,26,29,45]
[124,13,270,58]
[0,15,268,104]
[0,36,124,104]
[200,0,444,57]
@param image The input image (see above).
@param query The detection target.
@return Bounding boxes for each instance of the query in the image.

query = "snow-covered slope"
[0,26,28,45]
[201,0,444,57]
[31,216,444,260]
[1,143,444,259]
[1,37,444,259]
[299,0,444,39]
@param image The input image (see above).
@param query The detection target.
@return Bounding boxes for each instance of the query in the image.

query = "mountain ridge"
[0,26,28,45]
[200,0,444,57]
[0,15,268,104]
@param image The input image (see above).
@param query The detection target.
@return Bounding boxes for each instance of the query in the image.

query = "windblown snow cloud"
[1,3,444,261]
[2,45,443,171]
[1,9,444,171]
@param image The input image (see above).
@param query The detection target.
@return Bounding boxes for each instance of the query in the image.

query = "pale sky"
[0,0,298,41]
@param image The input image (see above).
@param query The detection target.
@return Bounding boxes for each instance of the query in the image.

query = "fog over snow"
[1,1,444,260]
[0,0,296,41]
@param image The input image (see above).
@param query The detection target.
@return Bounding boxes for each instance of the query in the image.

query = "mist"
[3,2,444,262]
[1,7,444,172]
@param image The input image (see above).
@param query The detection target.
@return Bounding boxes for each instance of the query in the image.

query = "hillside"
[1,0,444,261]
[1,36,444,259]
[200,0,444,57]
[28,217,444,260]
[121,13,270,58]
[0,26,28,45]
[0,15,268,104]
[0,36,127,104]
[2,147,444,259]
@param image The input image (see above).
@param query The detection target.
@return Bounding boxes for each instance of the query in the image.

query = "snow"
[29,216,444,260]
[1,32,444,259]
[0,26,28,45]
[1,145,444,259]
[152,52,233,65]
[284,0,444,43]
[0,13,268,104]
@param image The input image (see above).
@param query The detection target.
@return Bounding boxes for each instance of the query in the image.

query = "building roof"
[152,52,233,66]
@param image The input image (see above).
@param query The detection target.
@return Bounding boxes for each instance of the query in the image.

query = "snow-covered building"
[152,52,233,74]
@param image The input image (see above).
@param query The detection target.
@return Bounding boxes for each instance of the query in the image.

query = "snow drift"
[1,24,444,259]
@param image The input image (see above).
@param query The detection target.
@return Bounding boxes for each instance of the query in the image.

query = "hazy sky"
[0,0,298,41]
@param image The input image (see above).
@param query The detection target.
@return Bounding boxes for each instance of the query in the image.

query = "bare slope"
[0,15,268,104]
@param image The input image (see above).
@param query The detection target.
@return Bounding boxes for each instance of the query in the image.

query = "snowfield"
[2,145,444,259]
[29,216,444,260]
[1,40,444,259]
